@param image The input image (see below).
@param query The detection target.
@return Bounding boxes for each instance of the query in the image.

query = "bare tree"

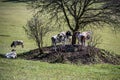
[29,0,120,44]
[24,14,51,54]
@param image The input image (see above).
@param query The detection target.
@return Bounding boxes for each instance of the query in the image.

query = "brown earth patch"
[18,45,120,65]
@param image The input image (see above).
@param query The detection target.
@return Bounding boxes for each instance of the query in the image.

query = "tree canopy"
[30,0,120,44]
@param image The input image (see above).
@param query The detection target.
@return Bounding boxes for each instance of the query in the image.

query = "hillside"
[19,45,120,65]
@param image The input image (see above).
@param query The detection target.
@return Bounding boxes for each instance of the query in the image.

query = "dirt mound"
[19,45,120,65]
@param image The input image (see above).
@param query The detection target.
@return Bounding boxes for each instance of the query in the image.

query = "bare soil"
[19,45,120,65]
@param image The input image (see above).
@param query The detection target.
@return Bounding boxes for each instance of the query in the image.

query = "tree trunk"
[72,31,77,45]
[72,22,79,45]
[37,39,43,54]
[38,44,43,54]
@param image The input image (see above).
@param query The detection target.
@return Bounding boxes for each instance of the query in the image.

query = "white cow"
[51,31,72,51]
[5,49,17,58]
[75,31,92,46]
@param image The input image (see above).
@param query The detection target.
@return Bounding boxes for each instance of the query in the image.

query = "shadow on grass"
[2,0,32,3]
[0,34,10,37]
[0,54,5,58]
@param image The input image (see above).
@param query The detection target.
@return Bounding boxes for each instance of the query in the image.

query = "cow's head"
[66,31,72,38]
[57,34,64,41]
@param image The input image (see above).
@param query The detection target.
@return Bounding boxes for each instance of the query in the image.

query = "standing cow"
[51,31,72,51]
[75,31,92,46]
[11,40,24,48]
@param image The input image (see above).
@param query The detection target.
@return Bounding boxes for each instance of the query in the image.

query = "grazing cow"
[75,31,92,46]
[11,40,24,48]
[5,49,17,58]
[51,31,72,51]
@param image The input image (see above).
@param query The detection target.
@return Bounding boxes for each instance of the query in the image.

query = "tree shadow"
[0,54,5,58]
[0,34,10,37]
[2,0,31,3]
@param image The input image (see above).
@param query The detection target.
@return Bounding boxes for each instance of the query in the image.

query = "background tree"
[24,14,51,54]
[29,0,120,44]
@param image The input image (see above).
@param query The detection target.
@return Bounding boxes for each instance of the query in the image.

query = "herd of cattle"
[5,30,92,58]
[51,30,92,51]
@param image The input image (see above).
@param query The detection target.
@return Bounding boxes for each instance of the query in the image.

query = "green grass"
[0,0,37,54]
[0,58,120,80]
[93,27,120,54]
[0,0,120,54]
[0,1,120,80]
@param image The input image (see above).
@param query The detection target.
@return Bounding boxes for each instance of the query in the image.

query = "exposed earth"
[19,45,120,65]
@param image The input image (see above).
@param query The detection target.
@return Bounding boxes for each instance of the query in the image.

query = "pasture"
[0,0,37,54]
[0,58,120,80]
[0,0,120,80]
[0,0,120,55]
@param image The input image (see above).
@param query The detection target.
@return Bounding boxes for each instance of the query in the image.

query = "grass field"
[0,0,120,54]
[0,58,120,80]
[0,0,37,54]
[0,0,120,80]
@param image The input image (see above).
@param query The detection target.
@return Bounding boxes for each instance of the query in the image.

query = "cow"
[11,40,24,48]
[5,49,17,58]
[51,31,72,51]
[75,31,92,46]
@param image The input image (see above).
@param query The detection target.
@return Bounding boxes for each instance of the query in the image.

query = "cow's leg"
[51,37,57,51]
[52,43,56,51]
[63,40,65,46]
[80,36,86,50]
[83,39,85,47]
[54,43,57,51]
[21,43,24,48]
[14,45,16,48]
[78,38,81,45]
[22,45,24,48]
